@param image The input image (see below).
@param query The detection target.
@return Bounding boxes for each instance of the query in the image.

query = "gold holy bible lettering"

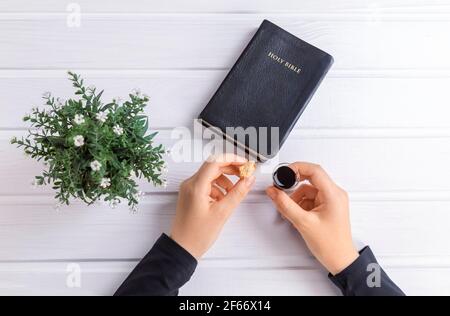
[267,51,301,74]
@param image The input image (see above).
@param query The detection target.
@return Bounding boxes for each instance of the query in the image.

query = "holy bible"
[198,20,333,161]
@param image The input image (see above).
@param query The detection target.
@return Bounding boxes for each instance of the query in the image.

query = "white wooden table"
[1,0,450,295]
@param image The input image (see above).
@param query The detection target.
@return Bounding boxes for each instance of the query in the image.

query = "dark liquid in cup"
[273,166,297,189]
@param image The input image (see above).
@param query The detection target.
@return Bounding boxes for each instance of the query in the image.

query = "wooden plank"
[1,0,448,298]
[1,0,449,14]
[0,195,449,261]
[0,261,340,295]
[1,71,450,129]
[3,130,450,195]
[188,265,450,296]
[1,15,450,70]
[0,261,447,295]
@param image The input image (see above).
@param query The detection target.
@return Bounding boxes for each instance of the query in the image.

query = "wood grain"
[1,0,450,295]
[1,71,450,129]
[1,0,449,13]
[0,261,448,295]
[3,130,450,195]
[1,15,450,70]
[0,195,449,262]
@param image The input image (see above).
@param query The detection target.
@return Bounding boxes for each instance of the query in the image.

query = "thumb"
[218,176,255,212]
[266,186,309,228]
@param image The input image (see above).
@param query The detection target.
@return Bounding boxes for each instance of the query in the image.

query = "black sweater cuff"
[157,233,198,272]
[114,233,197,296]
[328,246,405,296]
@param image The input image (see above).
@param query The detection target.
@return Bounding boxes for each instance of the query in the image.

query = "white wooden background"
[1,0,450,296]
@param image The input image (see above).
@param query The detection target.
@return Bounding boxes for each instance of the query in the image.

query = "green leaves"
[11,72,166,210]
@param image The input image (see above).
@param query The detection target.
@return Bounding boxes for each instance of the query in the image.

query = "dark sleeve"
[329,246,405,296]
[114,233,197,296]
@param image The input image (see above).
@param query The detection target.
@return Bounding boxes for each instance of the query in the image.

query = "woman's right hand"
[266,162,359,275]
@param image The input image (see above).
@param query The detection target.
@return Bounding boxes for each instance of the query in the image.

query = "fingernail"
[244,175,255,187]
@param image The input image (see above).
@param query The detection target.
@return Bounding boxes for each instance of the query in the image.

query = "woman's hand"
[266,162,359,275]
[171,154,255,259]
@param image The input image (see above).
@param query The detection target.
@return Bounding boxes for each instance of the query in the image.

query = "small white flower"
[132,193,141,202]
[87,85,95,91]
[42,91,51,99]
[73,135,84,147]
[161,179,168,188]
[74,114,85,125]
[100,177,111,188]
[132,88,141,96]
[109,199,119,209]
[80,99,85,107]
[90,160,102,172]
[113,124,124,136]
[95,111,108,123]
[56,97,65,107]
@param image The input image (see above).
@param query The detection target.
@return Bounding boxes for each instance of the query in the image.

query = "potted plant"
[11,72,167,211]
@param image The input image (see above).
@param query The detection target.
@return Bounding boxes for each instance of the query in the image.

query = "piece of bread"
[239,161,256,178]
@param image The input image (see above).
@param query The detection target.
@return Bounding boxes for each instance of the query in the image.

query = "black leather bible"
[198,20,333,161]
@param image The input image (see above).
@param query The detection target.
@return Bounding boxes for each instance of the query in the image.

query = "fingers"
[214,175,234,192]
[206,153,247,166]
[210,185,225,201]
[266,186,309,228]
[217,175,255,214]
[290,183,318,204]
[299,199,315,211]
[288,162,335,195]
[197,154,247,183]
[220,165,241,177]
